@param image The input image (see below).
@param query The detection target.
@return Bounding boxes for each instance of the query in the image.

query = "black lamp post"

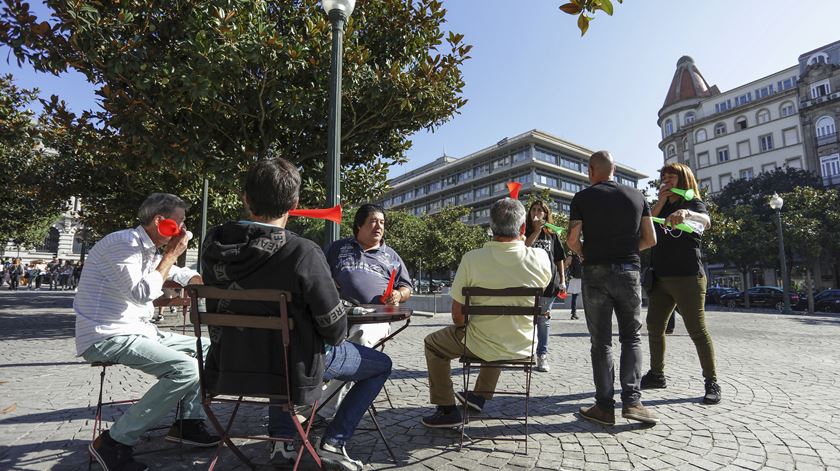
[322,0,355,245]
[769,193,792,313]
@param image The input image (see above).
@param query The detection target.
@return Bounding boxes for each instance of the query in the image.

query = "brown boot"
[622,402,658,424]
[578,404,615,426]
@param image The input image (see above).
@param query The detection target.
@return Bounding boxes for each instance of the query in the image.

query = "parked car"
[719,286,800,312]
[706,287,739,305]
[794,289,840,312]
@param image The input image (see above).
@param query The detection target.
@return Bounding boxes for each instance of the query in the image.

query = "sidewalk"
[1,290,839,470]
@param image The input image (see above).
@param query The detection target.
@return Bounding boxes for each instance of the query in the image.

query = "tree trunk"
[743,269,751,309]
[806,267,815,315]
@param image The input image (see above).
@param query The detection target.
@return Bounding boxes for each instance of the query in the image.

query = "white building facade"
[384,129,645,224]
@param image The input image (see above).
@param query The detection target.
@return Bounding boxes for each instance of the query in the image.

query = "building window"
[492,181,507,194]
[761,163,777,173]
[811,79,831,98]
[737,140,751,158]
[695,129,707,142]
[736,116,747,130]
[616,175,637,187]
[756,109,771,124]
[684,112,695,125]
[783,127,799,146]
[667,145,676,158]
[714,122,727,136]
[816,116,837,137]
[474,163,489,178]
[734,92,752,107]
[698,151,710,167]
[717,147,730,163]
[512,147,531,163]
[458,168,473,182]
[808,53,829,65]
[560,156,582,172]
[474,186,490,199]
[457,191,472,204]
[786,157,803,169]
[820,154,840,185]
[759,133,774,152]
[778,76,797,91]
[755,84,774,99]
[561,180,582,193]
[535,173,558,188]
[739,168,754,180]
[700,178,712,192]
[429,200,442,211]
[664,119,674,136]
[492,156,511,171]
[534,147,558,166]
[719,173,732,189]
[430,180,441,192]
[473,208,490,219]
[780,101,795,117]
[443,196,456,207]
[715,100,732,113]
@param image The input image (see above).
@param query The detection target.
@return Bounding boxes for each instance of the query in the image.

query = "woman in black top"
[641,163,721,404]
[524,200,566,373]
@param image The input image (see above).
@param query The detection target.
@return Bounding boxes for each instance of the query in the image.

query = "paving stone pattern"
[1,290,839,470]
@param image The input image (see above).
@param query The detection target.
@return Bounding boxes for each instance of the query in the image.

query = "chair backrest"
[461,286,543,360]
[187,285,293,399]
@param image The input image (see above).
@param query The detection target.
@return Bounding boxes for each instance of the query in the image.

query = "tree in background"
[0,75,65,248]
[1,0,471,235]
[558,0,623,35]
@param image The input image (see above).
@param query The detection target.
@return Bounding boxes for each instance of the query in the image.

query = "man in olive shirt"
[567,151,658,426]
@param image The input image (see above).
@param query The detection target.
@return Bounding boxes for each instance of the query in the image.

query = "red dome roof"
[662,56,716,110]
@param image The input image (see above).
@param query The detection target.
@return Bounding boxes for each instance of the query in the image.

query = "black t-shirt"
[651,198,708,276]
[568,253,582,278]
[569,180,650,266]
[526,229,567,296]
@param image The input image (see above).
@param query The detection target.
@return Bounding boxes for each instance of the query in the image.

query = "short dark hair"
[243,158,301,218]
[138,193,189,225]
[353,204,385,236]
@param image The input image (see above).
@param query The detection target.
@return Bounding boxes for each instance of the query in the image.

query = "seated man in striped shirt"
[75,193,219,471]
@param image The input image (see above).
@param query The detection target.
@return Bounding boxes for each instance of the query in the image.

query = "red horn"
[507,182,522,199]
[289,204,343,224]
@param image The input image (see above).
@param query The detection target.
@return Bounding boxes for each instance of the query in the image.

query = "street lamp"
[769,193,792,313]
[322,0,355,244]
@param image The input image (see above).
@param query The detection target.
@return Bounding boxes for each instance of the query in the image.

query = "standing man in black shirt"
[567,150,658,426]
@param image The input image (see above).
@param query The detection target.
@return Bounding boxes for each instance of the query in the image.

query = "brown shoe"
[622,403,658,424]
[578,404,615,426]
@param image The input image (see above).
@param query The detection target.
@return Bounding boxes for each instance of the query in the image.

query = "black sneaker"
[640,370,667,390]
[454,391,486,412]
[570,313,579,320]
[88,430,148,471]
[703,380,722,404]
[421,406,463,428]
[316,437,363,471]
[165,419,221,447]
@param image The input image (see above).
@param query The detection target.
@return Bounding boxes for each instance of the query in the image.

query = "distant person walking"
[565,252,583,319]
[641,163,721,405]
[567,150,658,426]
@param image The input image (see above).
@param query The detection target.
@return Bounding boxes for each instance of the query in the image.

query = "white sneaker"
[535,354,549,372]
[316,437,363,471]
[269,441,296,465]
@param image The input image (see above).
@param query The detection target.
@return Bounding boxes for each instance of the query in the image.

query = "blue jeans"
[536,296,554,355]
[82,331,209,446]
[269,341,392,446]
[581,263,643,408]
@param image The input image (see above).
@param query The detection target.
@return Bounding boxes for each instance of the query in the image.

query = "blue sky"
[3,1,840,185]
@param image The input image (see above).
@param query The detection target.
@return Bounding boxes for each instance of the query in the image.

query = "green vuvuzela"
[651,216,695,234]
[544,222,564,234]
[670,187,695,201]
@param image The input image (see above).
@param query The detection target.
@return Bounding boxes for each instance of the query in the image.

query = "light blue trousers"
[82,330,209,446]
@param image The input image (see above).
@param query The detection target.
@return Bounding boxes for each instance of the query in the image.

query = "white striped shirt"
[74,226,198,355]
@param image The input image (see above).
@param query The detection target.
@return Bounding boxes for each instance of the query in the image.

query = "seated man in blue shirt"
[318,204,412,420]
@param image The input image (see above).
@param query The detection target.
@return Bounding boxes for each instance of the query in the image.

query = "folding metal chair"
[153,280,191,334]
[458,286,542,454]
[188,285,321,471]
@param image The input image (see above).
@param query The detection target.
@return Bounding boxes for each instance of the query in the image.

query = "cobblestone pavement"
[1,290,839,470]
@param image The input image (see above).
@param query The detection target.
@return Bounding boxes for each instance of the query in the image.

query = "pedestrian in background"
[565,252,583,320]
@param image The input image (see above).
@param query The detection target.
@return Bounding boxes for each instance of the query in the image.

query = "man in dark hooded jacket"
[201,157,392,471]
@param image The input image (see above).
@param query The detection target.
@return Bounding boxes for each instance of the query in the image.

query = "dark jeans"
[570,293,579,314]
[582,263,643,408]
[269,341,392,446]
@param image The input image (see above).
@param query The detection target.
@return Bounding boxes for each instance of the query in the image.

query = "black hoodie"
[201,221,347,404]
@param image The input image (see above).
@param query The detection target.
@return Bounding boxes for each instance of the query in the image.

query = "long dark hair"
[525,200,556,236]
